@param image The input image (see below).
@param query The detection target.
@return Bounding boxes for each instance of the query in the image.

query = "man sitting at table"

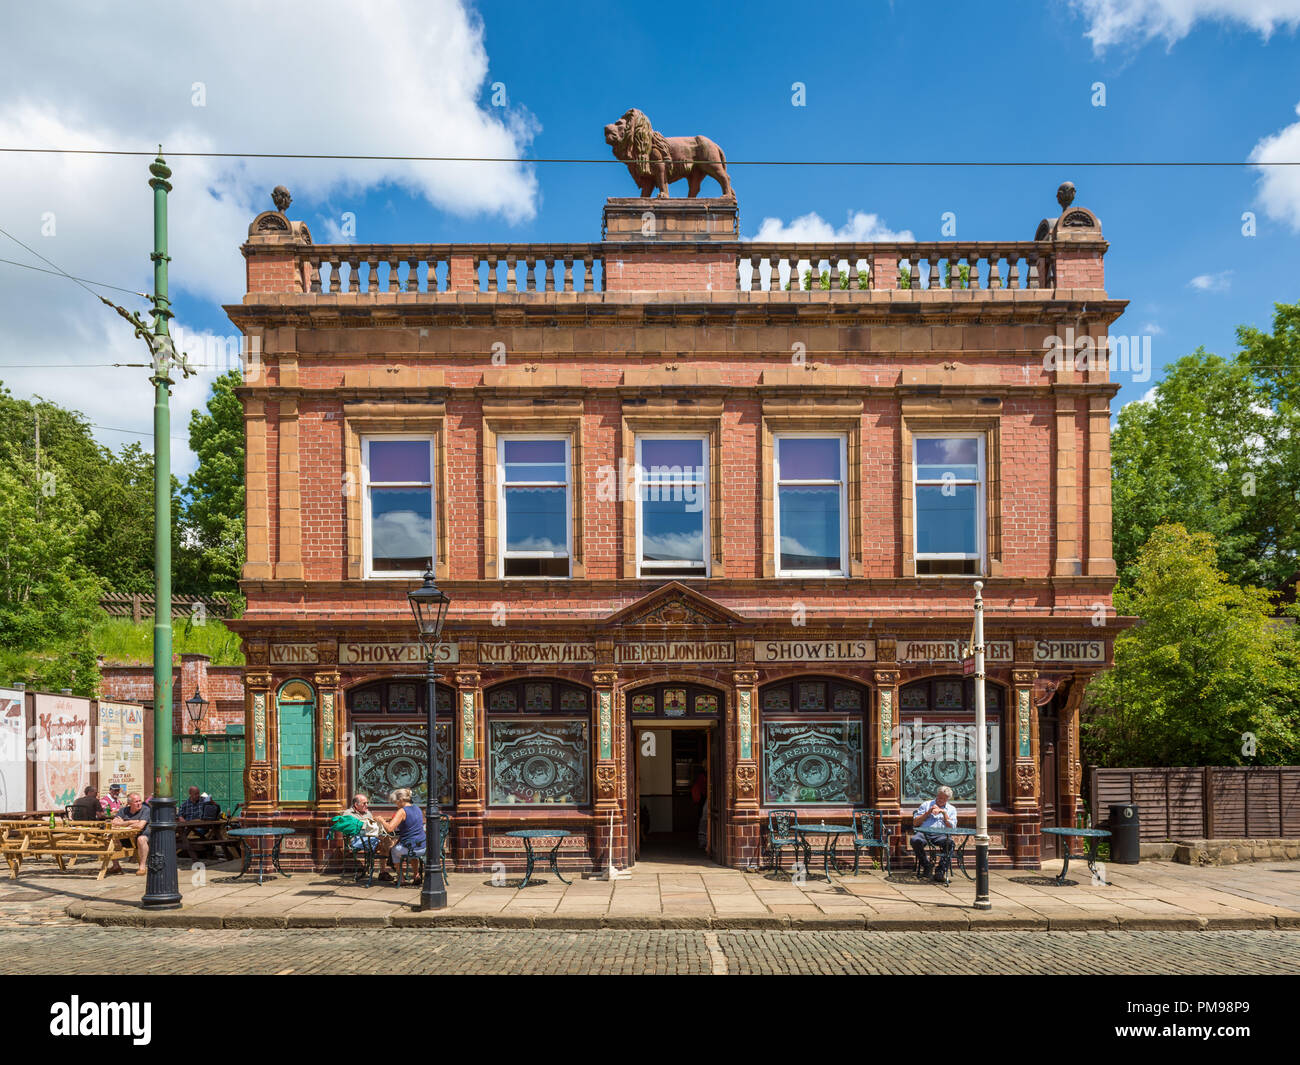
[910,785,958,882]
[69,785,102,821]
[109,793,152,876]
[178,786,219,836]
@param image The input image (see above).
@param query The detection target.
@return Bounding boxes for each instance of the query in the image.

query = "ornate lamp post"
[407,569,451,910]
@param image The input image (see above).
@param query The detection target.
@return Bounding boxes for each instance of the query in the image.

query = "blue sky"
[2,0,1299,474]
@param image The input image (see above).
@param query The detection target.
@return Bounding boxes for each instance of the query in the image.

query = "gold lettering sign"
[615,641,734,665]
[901,640,1013,662]
[339,641,459,666]
[755,640,876,663]
[270,643,318,665]
[1033,640,1104,663]
[479,642,596,665]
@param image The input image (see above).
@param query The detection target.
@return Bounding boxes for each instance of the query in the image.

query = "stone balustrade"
[739,241,1054,292]
[303,244,605,294]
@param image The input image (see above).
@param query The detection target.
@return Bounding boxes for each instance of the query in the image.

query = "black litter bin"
[1108,802,1140,864]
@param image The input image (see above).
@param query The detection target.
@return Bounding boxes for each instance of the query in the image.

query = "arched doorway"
[626,681,724,865]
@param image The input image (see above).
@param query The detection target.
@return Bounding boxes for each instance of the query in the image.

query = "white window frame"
[912,432,986,576]
[361,435,436,579]
[498,433,572,579]
[773,432,848,578]
[635,433,711,578]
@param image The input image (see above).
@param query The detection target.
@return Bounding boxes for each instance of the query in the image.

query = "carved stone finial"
[1056,181,1076,210]
[604,108,735,199]
[271,186,292,213]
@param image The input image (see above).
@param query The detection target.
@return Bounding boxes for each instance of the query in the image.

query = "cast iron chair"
[851,808,891,875]
[332,826,381,887]
[765,810,803,875]
[395,814,451,887]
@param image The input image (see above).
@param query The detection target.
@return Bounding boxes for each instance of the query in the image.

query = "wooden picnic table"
[1,820,140,880]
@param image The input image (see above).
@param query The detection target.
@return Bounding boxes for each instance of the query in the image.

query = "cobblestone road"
[1,927,1296,975]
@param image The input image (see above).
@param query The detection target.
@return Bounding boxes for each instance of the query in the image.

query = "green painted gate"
[172,729,245,814]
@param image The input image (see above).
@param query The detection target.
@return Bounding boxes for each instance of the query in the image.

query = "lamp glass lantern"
[185,688,208,733]
[407,569,451,650]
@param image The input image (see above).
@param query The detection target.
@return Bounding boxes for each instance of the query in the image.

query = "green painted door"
[172,731,246,813]
[278,696,315,802]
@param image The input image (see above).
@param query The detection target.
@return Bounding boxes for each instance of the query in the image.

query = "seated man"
[110,793,152,876]
[178,786,219,838]
[100,783,125,817]
[344,793,383,871]
[69,785,102,821]
[910,785,958,882]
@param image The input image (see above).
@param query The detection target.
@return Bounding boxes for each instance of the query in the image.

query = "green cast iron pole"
[150,151,174,800]
[142,150,182,909]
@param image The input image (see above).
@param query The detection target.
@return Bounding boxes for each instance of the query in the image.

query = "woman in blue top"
[375,788,426,882]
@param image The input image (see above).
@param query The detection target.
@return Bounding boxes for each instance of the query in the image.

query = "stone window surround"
[900,398,1003,578]
[481,400,586,580]
[342,403,448,583]
[760,399,864,579]
[620,400,725,579]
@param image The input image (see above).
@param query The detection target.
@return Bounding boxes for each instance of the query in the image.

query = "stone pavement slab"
[4,852,1298,931]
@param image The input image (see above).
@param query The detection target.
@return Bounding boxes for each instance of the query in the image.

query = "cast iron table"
[504,829,571,888]
[228,827,295,885]
[794,823,854,883]
[914,825,978,884]
[1042,826,1111,884]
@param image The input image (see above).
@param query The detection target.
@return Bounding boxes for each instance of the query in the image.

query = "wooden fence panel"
[1092,766,1297,841]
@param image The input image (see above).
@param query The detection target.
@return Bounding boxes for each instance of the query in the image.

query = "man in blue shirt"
[910,786,958,882]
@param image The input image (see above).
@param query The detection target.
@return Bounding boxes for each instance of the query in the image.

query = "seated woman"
[374,788,426,884]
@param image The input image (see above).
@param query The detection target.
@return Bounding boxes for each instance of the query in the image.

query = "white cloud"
[0,1,538,475]
[741,210,913,290]
[749,210,913,244]
[1070,0,1300,51]
[1139,322,1164,334]
[1187,270,1233,291]
[1250,101,1300,231]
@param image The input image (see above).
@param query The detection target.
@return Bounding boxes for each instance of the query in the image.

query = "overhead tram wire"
[0,224,149,302]
[0,147,1297,166]
[0,255,149,298]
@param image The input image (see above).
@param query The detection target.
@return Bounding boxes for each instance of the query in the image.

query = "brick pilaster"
[591,670,625,868]
[872,667,903,852]
[1010,669,1039,868]
[313,669,344,814]
[453,670,484,869]
[243,671,276,815]
[729,670,761,869]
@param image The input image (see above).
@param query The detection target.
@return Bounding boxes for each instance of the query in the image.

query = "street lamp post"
[407,570,451,910]
[972,580,992,910]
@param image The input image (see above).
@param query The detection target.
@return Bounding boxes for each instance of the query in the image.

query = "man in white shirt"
[910,785,958,881]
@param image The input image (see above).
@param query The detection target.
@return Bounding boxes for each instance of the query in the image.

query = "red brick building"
[224,188,1125,872]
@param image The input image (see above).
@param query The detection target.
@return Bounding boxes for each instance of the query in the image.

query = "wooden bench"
[1,820,139,880]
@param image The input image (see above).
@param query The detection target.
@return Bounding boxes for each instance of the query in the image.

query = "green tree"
[1110,301,1300,591]
[177,370,245,597]
[0,448,103,695]
[0,385,167,593]
[1084,524,1300,767]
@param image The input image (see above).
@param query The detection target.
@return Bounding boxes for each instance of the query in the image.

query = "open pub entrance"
[631,723,721,866]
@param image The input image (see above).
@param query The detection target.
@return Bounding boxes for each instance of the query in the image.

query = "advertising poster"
[0,689,26,814]
[34,693,92,810]
[97,700,146,797]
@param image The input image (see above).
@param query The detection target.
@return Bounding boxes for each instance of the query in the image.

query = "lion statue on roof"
[604,108,734,199]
